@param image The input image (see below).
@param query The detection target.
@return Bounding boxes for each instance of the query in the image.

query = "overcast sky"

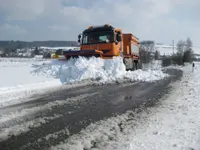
[0,0,199,46]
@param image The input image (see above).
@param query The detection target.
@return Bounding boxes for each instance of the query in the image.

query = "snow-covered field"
[0,57,62,108]
[39,46,79,50]
[0,57,167,108]
[50,62,200,150]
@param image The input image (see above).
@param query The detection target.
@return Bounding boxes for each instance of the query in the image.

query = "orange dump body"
[122,34,140,60]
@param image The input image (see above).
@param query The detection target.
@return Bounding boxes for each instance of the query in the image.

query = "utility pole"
[172,40,174,54]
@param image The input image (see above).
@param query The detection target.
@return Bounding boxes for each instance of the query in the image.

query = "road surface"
[0,68,183,150]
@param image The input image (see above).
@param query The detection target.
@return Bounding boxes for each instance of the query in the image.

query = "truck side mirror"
[117,35,122,42]
[116,32,122,42]
[78,34,81,43]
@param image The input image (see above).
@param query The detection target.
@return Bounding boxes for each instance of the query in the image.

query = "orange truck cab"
[63,24,142,70]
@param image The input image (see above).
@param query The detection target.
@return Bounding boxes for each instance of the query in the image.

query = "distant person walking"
[192,62,195,72]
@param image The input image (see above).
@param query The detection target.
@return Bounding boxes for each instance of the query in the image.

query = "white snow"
[0,57,168,108]
[0,58,55,87]
[37,127,70,142]
[50,62,200,150]
[142,60,162,70]
[155,44,176,56]
[40,46,79,50]
[33,56,168,85]
[0,114,62,141]
[0,58,62,107]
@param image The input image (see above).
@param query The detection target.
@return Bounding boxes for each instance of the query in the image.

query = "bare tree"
[139,41,155,64]
[185,37,193,51]
[176,40,185,55]
[183,37,193,63]
[34,47,40,55]
[155,50,160,60]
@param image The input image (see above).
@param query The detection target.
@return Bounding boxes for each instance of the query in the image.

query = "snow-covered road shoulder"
[50,63,200,150]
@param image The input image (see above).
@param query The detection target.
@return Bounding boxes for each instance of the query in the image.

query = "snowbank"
[50,63,200,150]
[32,57,169,84]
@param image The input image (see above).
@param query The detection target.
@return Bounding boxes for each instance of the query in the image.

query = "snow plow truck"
[63,24,142,70]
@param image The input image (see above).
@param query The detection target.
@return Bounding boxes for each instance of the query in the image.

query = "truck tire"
[133,60,138,70]
[132,60,135,71]
[124,58,134,71]
[132,60,142,70]
[137,61,143,69]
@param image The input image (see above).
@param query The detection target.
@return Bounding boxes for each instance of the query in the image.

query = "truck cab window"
[82,31,114,45]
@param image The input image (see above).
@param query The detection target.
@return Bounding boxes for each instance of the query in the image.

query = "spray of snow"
[33,57,168,84]
[50,62,200,150]
[142,60,162,70]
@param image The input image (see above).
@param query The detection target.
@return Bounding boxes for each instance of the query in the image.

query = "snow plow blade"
[63,50,103,59]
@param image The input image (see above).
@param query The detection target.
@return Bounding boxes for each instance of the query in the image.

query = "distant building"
[155,43,200,56]
[155,44,176,56]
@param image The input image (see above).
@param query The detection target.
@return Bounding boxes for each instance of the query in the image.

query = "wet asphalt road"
[0,68,183,150]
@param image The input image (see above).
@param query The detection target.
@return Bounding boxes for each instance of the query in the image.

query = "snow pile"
[50,63,200,150]
[31,59,63,78]
[33,57,168,84]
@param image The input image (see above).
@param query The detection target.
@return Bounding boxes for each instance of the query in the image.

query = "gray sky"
[0,0,199,47]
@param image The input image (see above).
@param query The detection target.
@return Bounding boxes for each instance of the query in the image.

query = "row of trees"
[0,41,78,50]
[162,37,194,67]
[177,37,193,63]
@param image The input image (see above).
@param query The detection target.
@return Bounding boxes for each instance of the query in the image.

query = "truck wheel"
[132,62,135,71]
[133,60,138,70]
[130,59,134,71]
[137,61,143,69]
[123,58,129,71]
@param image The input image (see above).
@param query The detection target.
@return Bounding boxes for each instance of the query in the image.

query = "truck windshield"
[82,31,114,45]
